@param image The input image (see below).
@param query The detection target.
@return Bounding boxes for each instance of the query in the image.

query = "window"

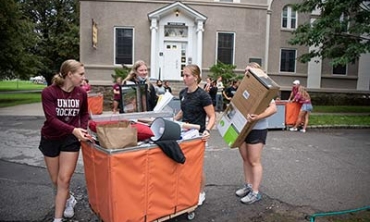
[115,28,133,65]
[333,64,347,75]
[280,49,296,72]
[217,32,235,64]
[282,6,297,29]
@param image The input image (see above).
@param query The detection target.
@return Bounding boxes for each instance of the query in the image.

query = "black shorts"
[244,129,268,145]
[38,134,80,157]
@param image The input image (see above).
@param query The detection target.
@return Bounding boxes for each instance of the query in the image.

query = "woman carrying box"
[235,63,277,204]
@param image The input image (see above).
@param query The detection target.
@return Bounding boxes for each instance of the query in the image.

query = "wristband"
[204,129,210,133]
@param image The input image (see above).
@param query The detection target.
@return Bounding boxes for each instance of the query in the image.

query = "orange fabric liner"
[285,102,302,125]
[81,139,205,222]
[88,95,103,115]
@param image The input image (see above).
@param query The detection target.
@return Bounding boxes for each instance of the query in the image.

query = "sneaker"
[235,184,252,197]
[63,195,77,218]
[300,129,306,133]
[240,192,261,204]
[198,192,206,206]
[290,128,298,132]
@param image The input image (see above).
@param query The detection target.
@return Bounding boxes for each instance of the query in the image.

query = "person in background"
[112,76,122,114]
[38,59,91,222]
[203,77,212,93]
[208,80,218,108]
[123,60,157,111]
[223,79,240,105]
[289,86,313,133]
[215,76,224,112]
[235,62,277,205]
[80,78,91,93]
[288,80,300,101]
[164,81,172,93]
[174,64,216,206]
[155,80,166,96]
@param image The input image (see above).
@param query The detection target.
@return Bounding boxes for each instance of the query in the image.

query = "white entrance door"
[163,42,182,80]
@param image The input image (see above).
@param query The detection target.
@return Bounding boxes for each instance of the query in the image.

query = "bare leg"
[293,111,305,129]
[238,142,252,185]
[303,112,309,130]
[45,152,79,219]
[246,143,264,192]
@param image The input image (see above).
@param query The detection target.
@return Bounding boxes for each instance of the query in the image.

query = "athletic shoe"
[63,195,77,218]
[240,192,261,204]
[300,129,306,133]
[235,184,252,197]
[198,192,206,206]
[290,128,298,132]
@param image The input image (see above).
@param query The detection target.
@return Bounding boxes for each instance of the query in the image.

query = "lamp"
[175,9,179,17]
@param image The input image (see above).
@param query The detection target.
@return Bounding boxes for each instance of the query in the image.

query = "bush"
[209,61,239,85]
[111,64,130,82]
[310,92,370,106]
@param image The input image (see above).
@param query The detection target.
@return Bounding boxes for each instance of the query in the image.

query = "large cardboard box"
[217,68,280,148]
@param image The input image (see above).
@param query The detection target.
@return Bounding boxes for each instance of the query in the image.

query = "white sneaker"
[235,184,252,197]
[198,192,206,206]
[63,195,77,218]
[300,129,306,133]
[290,128,298,132]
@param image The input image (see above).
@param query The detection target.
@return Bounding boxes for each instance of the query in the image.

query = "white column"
[150,19,158,78]
[307,18,322,89]
[264,9,271,71]
[357,53,370,90]
[196,21,204,69]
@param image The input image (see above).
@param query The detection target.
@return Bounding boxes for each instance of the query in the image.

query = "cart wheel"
[187,211,195,220]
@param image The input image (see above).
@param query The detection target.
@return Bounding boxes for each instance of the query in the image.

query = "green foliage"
[0,0,42,80]
[289,0,370,66]
[209,62,237,85]
[310,115,370,126]
[111,64,131,83]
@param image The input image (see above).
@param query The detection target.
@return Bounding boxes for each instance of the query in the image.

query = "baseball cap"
[293,80,300,85]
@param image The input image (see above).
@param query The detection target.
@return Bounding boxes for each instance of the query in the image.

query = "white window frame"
[114,27,134,66]
[279,48,297,73]
[215,32,236,65]
[281,6,297,30]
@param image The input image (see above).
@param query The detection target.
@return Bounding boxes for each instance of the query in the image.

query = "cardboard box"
[217,68,280,148]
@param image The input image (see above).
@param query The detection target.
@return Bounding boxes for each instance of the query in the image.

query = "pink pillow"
[131,122,154,141]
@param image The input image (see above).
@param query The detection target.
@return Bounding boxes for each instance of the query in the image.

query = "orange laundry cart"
[285,102,302,126]
[81,138,204,222]
[88,94,103,115]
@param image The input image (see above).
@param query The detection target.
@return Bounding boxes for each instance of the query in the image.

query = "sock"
[253,191,259,195]
[246,183,252,189]
[53,218,62,222]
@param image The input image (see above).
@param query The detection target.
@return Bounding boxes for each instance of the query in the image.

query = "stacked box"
[217,68,280,148]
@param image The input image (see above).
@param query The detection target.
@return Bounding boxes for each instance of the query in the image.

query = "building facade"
[80,0,370,95]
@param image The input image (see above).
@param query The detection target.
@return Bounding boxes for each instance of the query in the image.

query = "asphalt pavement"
[0,103,370,222]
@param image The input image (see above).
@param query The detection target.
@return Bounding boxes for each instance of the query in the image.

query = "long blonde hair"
[298,86,310,100]
[184,64,202,84]
[52,59,84,86]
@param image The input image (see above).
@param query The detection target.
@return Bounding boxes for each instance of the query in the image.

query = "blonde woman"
[174,64,216,206]
[39,59,91,222]
[123,60,157,111]
[290,86,313,133]
[235,62,277,204]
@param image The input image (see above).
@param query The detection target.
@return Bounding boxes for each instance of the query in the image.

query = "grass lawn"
[0,80,46,91]
[0,93,41,108]
[310,115,370,126]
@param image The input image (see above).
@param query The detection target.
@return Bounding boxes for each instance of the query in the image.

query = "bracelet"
[204,129,210,133]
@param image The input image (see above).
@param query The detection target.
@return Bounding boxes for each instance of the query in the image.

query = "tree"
[21,0,80,84]
[289,0,370,66]
[0,0,41,80]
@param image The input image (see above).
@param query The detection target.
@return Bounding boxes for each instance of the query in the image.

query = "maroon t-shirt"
[41,84,89,140]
